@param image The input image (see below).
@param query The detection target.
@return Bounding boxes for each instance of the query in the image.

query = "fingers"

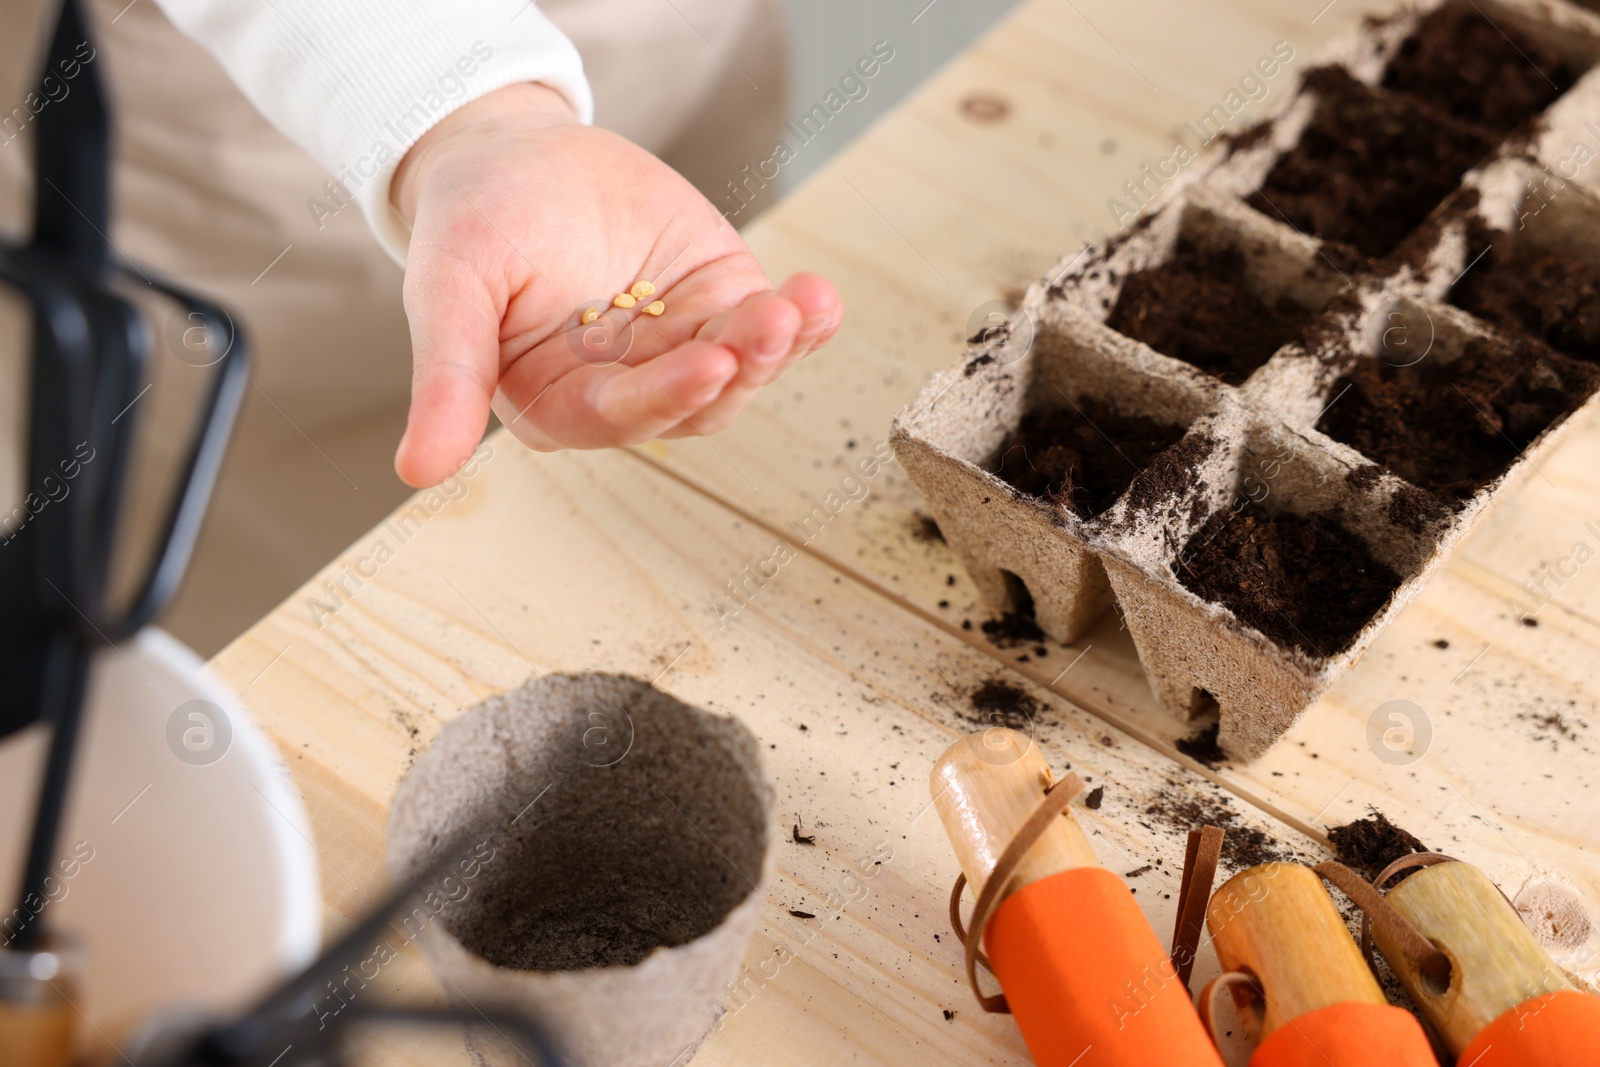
[670,292,796,437]
[396,256,503,487]
[777,272,843,360]
[695,272,841,369]
[500,339,739,450]
[702,291,802,377]
[660,273,843,437]
[496,271,842,454]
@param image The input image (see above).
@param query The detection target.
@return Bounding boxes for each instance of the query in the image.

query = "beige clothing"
[0,0,786,654]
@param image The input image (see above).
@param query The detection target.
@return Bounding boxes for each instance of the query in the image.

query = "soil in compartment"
[1381,5,1578,135]
[1247,67,1495,258]
[1177,502,1402,658]
[1315,333,1600,503]
[993,397,1189,518]
[1105,239,1315,384]
[1452,227,1600,364]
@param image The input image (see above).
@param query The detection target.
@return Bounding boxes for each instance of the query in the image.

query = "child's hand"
[389,83,841,487]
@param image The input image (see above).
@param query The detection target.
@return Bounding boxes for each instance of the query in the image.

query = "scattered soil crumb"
[980,574,1047,647]
[1143,787,1299,871]
[966,678,1041,730]
[911,513,946,544]
[788,909,815,920]
[1518,710,1586,749]
[1084,785,1105,810]
[1176,721,1226,767]
[1327,808,1429,878]
[981,609,1045,647]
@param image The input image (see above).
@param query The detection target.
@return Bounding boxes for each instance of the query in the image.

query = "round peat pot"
[388,673,771,1067]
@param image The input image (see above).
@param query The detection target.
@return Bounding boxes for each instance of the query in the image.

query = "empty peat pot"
[388,672,771,1067]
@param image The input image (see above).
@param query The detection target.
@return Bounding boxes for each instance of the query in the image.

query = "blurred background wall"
[784,0,1022,185]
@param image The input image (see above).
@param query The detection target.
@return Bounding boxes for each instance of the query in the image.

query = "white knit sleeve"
[152,0,594,262]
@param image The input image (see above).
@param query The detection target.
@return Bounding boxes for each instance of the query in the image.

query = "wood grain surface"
[210,0,1600,1063]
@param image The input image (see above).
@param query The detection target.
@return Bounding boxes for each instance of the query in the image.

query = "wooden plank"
[636,0,1600,984]
[211,443,1306,1065]
[208,7,1600,1066]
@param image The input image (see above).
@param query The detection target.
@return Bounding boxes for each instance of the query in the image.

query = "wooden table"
[211,0,1600,1062]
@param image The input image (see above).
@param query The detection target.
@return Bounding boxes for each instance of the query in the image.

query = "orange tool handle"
[985,865,1224,1067]
[1457,989,1600,1066]
[1247,1001,1434,1066]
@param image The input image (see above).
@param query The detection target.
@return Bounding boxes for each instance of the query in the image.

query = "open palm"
[391,84,840,486]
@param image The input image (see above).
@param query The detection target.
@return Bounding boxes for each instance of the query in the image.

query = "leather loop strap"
[947,872,995,977]
[1198,971,1264,1046]
[1171,825,1226,993]
[1358,852,1492,974]
[949,771,1086,1013]
[1313,861,1452,989]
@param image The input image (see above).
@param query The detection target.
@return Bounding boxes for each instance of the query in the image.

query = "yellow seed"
[580,307,600,325]
[630,280,657,300]
[642,300,665,317]
[613,292,636,309]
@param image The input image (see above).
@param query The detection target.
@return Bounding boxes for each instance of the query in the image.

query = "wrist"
[391,82,579,226]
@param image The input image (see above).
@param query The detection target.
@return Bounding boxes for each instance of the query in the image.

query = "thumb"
[395,254,503,487]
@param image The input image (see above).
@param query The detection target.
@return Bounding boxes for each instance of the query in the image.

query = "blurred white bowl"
[0,628,321,1038]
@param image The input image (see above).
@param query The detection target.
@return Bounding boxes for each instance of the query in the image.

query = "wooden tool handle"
[0,999,74,1067]
[931,728,1098,896]
[932,730,1225,1067]
[1206,862,1389,1041]
[1375,860,1571,1055]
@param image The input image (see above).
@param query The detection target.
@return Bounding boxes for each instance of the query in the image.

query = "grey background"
[782,0,1022,184]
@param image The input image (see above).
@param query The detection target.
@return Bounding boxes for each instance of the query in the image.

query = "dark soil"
[993,397,1189,517]
[1452,228,1600,364]
[1120,433,1216,522]
[910,513,947,544]
[980,572,1047,647]
[1176,721,1226,767]
[1328,809,1429,879]
[1247,67,1495,258]
[1178,504,1402,658]
[981,610,1044,646]
[1348,459,1451,534]
[1316,334,1600,503]
[1105,240,1312,384]
[966,678,1041,730]
[1387,483,1450,534]
[1142,788,1299,872]
[1382,6,1577,134]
